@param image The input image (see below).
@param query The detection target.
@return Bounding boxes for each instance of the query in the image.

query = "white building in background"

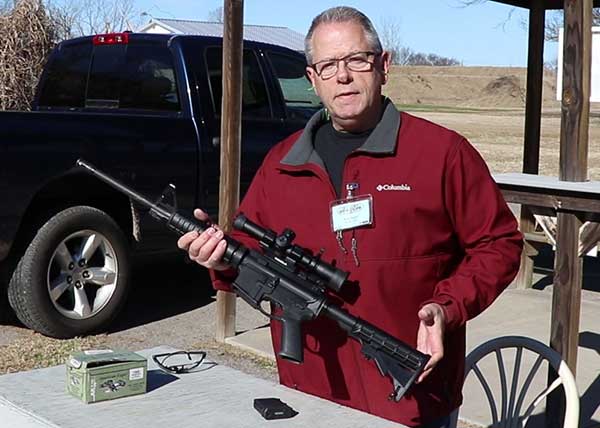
[137,18,305,53]
[557,26,600,102]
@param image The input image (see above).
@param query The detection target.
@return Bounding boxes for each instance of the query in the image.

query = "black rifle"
[76,159,429,401]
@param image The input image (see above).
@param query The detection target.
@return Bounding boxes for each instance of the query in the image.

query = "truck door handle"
[212,137,220,148]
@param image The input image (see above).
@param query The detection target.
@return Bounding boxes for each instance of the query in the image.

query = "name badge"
[330,195,373,232]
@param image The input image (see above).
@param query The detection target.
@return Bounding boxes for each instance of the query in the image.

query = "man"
[178,6,522,427]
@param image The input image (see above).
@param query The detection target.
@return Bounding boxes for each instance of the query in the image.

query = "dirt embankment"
[384,65,559,109]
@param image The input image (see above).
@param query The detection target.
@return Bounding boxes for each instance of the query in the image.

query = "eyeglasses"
[311,51,380,80]
[152,351,206,374]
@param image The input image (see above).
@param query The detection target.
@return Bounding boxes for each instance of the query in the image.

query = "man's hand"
[177,209,229,271]
[416,303,446,383]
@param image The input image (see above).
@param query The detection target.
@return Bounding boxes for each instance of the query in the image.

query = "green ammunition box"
[66,349,147,403]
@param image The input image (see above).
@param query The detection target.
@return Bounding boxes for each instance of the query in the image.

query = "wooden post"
[515,0,545,289]
[552,0,591,373]
[523,0,545,175]
[215,0,244,343]
[547,1,591,426]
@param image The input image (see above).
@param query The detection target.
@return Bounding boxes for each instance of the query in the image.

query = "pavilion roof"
[491,0,600,10]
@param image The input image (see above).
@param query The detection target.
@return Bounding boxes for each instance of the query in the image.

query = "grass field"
[404,109,600,180]
[385,65,600,179]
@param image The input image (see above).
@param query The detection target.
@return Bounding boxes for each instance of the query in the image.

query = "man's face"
[306,21,390,133]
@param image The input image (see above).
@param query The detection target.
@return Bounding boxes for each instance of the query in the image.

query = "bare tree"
[0,0,57,110]
[404,52,461,66]
[396,46,415,66]
[48,0,143,39]
[378,17,403,65]
[377,16,461,66]
[545,9,600,41]
[457,0,599,42]
[207,6,223,23]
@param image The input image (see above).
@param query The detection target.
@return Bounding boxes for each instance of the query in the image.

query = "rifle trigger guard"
[257,299,283,322]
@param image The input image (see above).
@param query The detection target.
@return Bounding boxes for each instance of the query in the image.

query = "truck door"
[191,46,294,216]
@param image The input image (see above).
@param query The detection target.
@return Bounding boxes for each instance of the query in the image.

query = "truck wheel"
[8,206,131,338]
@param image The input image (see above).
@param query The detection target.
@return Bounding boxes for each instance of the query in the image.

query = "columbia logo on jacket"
[376,183,411,191]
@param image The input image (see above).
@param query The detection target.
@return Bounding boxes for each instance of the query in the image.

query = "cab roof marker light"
[92,33,129,45]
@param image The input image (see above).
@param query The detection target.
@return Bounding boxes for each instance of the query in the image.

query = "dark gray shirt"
[314,122,371,197]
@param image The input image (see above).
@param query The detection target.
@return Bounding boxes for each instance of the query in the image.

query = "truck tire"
[8,206,131,338]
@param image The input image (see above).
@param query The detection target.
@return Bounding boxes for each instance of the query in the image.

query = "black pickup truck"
[0,32,321,338]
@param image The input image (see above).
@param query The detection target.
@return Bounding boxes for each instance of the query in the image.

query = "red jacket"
[213,101,523,426]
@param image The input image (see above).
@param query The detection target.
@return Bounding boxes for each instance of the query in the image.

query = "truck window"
[205,47,271,118]
[120,45,180,111]
[86,44,126,108]
[267,51,321,119]
[85,43,180,111]
[37,42,92,109]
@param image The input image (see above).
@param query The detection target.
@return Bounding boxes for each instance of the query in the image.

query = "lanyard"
[335,182,361,266]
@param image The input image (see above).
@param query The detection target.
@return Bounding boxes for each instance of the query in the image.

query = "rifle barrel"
[76,159,168,218]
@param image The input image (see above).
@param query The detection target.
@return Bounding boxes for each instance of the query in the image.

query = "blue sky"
[136,1,560,67]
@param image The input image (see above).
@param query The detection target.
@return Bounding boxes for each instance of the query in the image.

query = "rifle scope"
[233,214,348,293]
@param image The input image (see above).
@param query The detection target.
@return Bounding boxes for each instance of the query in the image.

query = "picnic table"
[493,172,597,382]
[494,172,600,262]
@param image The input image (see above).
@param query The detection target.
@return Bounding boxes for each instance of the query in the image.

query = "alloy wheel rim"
[47,229,118,320]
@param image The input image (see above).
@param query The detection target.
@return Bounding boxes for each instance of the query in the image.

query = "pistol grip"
[278,317,303,364]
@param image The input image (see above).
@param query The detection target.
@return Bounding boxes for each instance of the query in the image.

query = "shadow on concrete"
[107,255,216,333]
[147,369,179,392]
[531,245,600,293]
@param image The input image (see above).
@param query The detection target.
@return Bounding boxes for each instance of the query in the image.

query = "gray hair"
[304,6,383,65]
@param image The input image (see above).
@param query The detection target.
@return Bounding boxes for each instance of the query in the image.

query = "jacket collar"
[280,98,401,168]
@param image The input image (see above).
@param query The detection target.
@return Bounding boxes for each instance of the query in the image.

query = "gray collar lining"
[280,99,401,167]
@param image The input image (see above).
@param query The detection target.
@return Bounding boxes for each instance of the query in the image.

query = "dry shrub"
[0,0,56,111]
[483,75,525,101]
